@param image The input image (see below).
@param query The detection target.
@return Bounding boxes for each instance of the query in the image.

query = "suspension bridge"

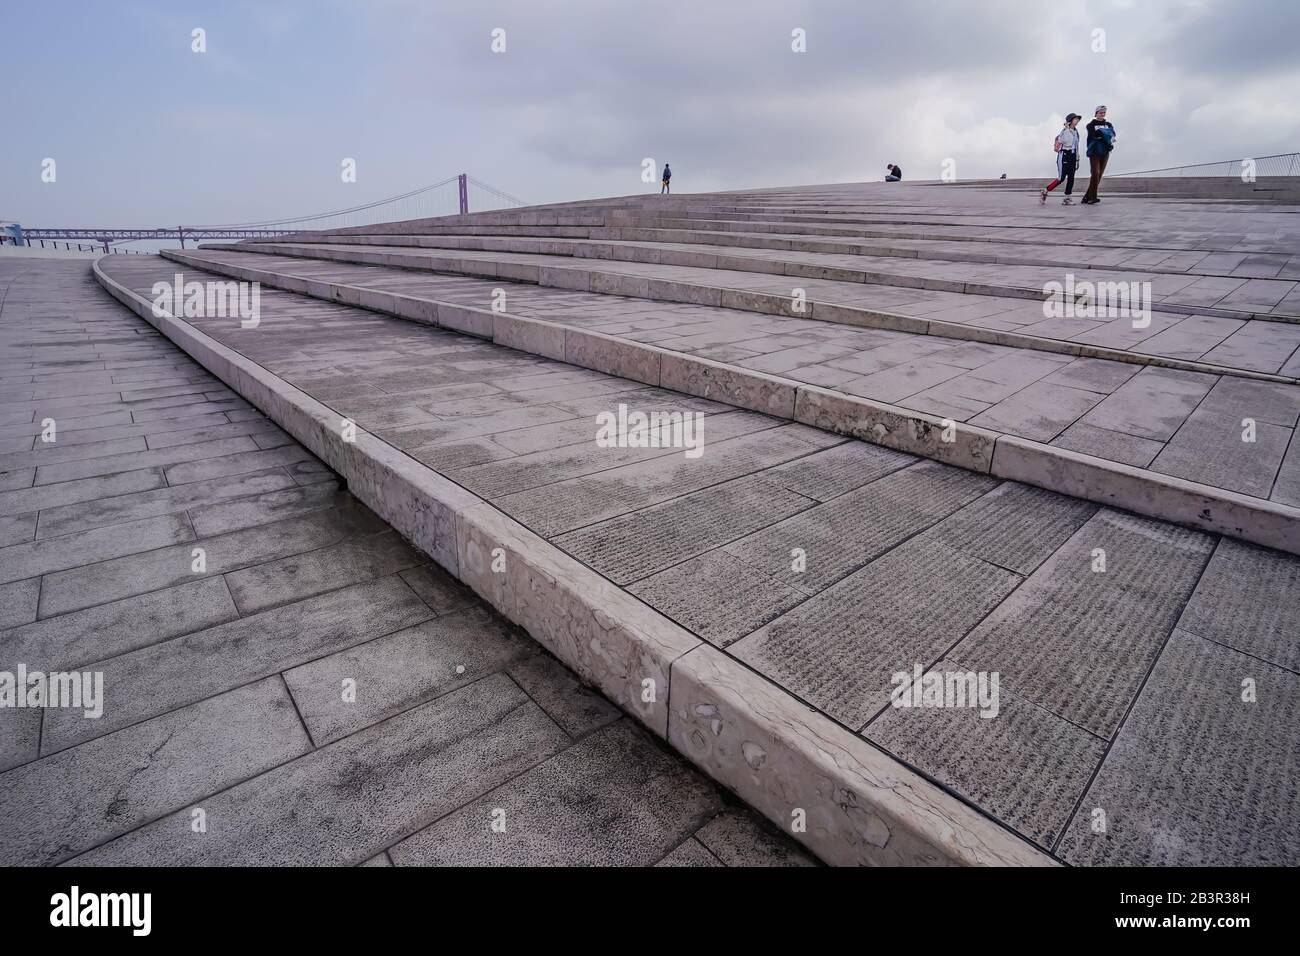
[1,173,527,253]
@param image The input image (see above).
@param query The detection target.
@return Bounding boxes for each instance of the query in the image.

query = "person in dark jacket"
[885,164,902,182]
[661,163,672,194]
[1082,106,1116,204]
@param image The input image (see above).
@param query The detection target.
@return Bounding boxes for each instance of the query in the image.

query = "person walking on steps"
[1082,106,1116,204]
[1041,113,1081,205]
[661,163,672,194]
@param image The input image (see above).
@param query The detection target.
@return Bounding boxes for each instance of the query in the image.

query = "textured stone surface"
[655,838,722,866]
[457,500,699,737]
[947,510,1214,738]
[724,460,998,593]
[283,608,534,744]
[1058,631,1300,866]
[493,423,830,536]
[759,439,915,501]
[1154,405,1291,498]
[2,577,238,670]
[1176,538,1300,672]
[732,536,1022,729]
[629,550,808,648]
[390,720,719,866]
[41,576,435,752]
[0,678,310,866]
[866,665,1108,849]
[924,480,1099,571]
[73,675,569,865]
[695,808,819,866]
[504,649,623,738]
[554,474,814,584]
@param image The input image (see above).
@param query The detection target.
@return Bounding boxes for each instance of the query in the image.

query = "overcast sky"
[3,0,1298,228]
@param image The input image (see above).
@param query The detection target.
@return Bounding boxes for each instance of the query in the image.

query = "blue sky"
[3,0,1298,229]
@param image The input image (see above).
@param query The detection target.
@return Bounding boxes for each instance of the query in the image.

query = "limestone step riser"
[263,221,1289,287]
[206,242,1300,387]
[98,255,1053,868]
[161,248,1300,556]
[256,213,1300,291]
[238,232,1296,323]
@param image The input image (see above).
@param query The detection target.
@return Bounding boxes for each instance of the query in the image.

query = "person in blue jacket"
[1082,106,1116,204]
[661,163,672,194]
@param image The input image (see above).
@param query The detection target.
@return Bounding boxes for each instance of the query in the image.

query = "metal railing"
[1111,152,1300,178]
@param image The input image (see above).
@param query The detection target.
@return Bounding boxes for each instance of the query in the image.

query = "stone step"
[236,232,1300,323]
[252,223,1300,285]
[202,241,1300,382]
[162,246,1300,556]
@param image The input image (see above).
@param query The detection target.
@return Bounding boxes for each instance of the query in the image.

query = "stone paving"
[0,260,813,867]
[175,193,1300,518]
[93,234,1300,866]
[184,245,1300,508]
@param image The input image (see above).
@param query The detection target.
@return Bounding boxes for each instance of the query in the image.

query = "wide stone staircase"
[93,178,1300,866]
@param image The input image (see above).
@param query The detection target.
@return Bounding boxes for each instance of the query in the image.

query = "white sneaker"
[1062,197,1075,205]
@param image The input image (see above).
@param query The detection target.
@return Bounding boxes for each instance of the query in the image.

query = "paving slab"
[723,460,999,594]
[0,677,310,866]
[41,575,435,752]
[949,508,1215,741]
[1176,538,1300,672]
[694,808,819,867]
[71,674,569,866]
[1057,630,1300,866]
[733,535,1022,729]
[655,838,723,866]
[389,719,719,866]
[628,550,808,648]
[1150,408,1291,498]
[503,649,623,738]
[866,665,1109,849]
[282,607,535,745]
[2,577,238,671]
[554,474,815,584]
[923,482,1099,575]
[223,527,425,615]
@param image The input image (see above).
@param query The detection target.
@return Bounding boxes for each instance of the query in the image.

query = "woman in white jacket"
[1040,113,1081,205]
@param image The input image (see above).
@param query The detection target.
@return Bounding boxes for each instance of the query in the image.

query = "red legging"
[1046,151,1077,194]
